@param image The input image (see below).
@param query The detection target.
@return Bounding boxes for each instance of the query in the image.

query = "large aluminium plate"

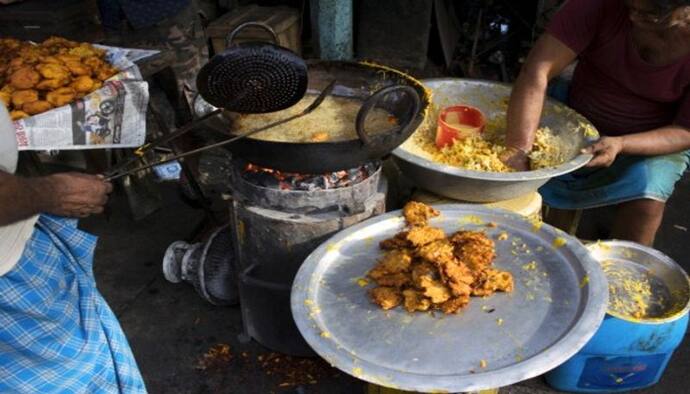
[291,205,607,392]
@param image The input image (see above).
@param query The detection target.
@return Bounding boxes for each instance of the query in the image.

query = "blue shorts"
[542,80,690,209]
[540,152,690,209]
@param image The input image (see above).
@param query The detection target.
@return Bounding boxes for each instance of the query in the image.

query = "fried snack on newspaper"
[368,201,513,314]
[11,89,38,107]
[0,36,118,118]
[23,100,52,115]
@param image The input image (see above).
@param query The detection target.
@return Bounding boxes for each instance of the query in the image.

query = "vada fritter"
[23,100,52,115]
[46,87,76,107]
[9,67,40,89]
[367,201,513,314]
[0,36,118,120]
[403,201,440,227]
[10,89,38,107]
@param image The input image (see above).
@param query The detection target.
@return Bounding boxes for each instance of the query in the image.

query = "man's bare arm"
[0,171,113,226]
[0,171,49,225]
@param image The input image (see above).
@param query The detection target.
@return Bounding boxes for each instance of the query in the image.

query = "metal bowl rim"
[588,239,690,324]
[392,77,597,182]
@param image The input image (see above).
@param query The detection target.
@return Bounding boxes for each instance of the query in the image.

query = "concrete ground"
[80,173,690,394]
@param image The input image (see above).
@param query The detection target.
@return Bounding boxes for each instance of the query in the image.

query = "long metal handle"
[226,22,279,47]
[104,108,222,179]
[105,81,336,181]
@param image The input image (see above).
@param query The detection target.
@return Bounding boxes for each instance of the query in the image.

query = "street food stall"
[2,1,690,393]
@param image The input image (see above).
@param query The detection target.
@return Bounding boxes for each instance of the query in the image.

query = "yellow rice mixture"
[601,260,677,319]
[413,115,567,172]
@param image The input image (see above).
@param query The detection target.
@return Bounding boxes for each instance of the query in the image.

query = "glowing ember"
[242,162,378,191]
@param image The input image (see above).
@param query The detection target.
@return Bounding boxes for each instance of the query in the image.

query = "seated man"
[0,104,146,393]
[501,0,690,245]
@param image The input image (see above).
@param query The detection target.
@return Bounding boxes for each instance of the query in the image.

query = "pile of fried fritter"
[0,36,119,121]
[368,201,514,314]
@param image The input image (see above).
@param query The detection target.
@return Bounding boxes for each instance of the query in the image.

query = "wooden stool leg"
[543,206,582,235]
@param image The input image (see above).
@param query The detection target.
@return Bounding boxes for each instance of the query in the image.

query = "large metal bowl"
[588,240,690,323]
[393,78,599,202]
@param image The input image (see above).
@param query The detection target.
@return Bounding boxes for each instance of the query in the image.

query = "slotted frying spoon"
[105,81,335,182]
[196,22,308,113]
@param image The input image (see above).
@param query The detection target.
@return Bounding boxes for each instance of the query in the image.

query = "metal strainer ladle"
[196,22,308,113]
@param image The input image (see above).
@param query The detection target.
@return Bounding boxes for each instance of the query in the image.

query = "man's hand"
[40,173,113,218]
[583,137,624,167]
[499,146,531,171]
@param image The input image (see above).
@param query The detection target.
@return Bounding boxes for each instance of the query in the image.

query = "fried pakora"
[375,272,411,288]
[406,226,445,247]
[437,258,474,297]
[367,249,413,281]
[439,295,470,314]
[380,231,411,250]
[95,65,118,81]
[46,87,76,107]
[367,201,513,315]
[68,43,105,58]
[0,89,10,106]
[417,239,456,264]
[42,36,79,48]
[41,56,63,65]
[64,61,92,77]
[10,110,29,121]
[9,67,40,89]
[411,261,438,288]
[23,100,53,115]
[369,287,402,310]
[36,78,69,90]
[418,276,451,304]
[402,289,432,312]
[1,36,118,118]
[70,75,96,92]
[36,64,70,80]
[472,269,514,297]
[11,89,38,107]
[450,231,496,271]
[403,201,440,227]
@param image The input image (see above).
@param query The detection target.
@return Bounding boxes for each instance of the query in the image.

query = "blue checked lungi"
[541,80,690,209]
[0,215,146,393]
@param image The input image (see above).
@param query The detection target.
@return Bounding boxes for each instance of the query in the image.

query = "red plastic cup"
[435,105,486,148]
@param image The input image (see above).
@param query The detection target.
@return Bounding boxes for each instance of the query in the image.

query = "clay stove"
[228,158,386,356]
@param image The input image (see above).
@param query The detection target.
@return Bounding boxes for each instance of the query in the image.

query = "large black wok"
[205,61,430,173]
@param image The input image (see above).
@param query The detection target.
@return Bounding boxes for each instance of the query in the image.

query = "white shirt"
[0,105,38,276]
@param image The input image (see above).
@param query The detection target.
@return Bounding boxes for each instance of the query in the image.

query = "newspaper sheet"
[14,46,156,151]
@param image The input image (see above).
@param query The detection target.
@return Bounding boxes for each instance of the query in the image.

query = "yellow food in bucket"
[602,260,659,320]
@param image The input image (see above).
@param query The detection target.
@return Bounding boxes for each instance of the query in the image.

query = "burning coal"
[242,162,379,191]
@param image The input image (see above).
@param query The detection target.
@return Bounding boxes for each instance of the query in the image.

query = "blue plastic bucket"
[545,241,690,392]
